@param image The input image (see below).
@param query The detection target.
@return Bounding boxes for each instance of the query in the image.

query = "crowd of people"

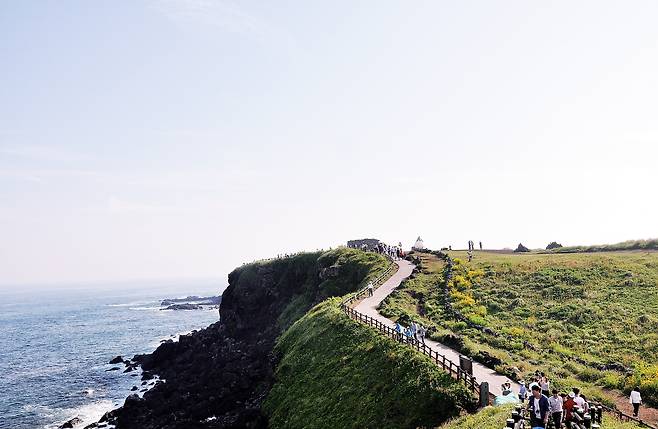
[394,320,427,344]
[496,372,644,428]
[348,240,406,260]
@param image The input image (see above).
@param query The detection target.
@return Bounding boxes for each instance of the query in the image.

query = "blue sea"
[0,282,222,429]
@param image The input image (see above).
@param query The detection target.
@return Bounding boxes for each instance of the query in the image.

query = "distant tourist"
[395,322,403,340]
[467,250,473,262]
[630,386,642,417]
[563,392,576,427]
[410,321,418,340]
[572,387,588,413]
[519,381,528,402]
[528,384,550,429]
[418,324,426,344]
[548,389,563,429]
[367,281,374,297]
[479,241,482,250]
[540,373,550,396]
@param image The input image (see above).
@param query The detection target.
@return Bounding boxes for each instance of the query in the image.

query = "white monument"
[412,236,425,251]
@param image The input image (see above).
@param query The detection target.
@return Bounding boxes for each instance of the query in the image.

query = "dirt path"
[608,390,658,426]
[355,259,512,397]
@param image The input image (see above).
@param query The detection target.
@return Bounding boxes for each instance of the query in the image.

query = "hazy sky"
[1,1,657,287]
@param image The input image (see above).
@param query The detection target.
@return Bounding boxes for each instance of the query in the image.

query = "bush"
[514,243,530,252]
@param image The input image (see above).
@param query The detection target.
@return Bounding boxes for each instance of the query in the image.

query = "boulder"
[109,356,124,364]
[59,417,82,428]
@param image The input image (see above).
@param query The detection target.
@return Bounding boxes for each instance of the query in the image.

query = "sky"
[1,1,657,288]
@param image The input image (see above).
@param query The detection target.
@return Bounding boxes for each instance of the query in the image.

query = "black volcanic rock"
[160,296,221,306]
[160,303,202,311]
[107,251,373,429]
[59,417,82,428]
[109,356,124,364]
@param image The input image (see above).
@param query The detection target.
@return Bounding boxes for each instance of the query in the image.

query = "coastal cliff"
[103,249,390,429]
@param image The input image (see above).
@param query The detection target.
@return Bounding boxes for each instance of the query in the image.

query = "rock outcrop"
[104,249,386,429]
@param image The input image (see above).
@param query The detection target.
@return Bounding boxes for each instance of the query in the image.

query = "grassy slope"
[551,238,658,253]
[440,404,639,429]
[266,248,390,329]
[380,250,658,406]
[264,299,477,429]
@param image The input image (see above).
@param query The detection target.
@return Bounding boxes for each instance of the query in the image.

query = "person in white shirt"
[367,281,374,297]
[548,389,563,429]
[630,387,642,417]
[572,388,588,413]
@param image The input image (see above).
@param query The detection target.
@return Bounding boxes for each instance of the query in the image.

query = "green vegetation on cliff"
[380,250,658,406]
[234,248,392,331]
[264,299,477,429]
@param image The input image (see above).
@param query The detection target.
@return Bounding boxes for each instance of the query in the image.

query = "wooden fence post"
[479,381,489,408]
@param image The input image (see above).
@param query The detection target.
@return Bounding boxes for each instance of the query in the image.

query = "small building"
[347,238,381,251]
[412,236,425,251]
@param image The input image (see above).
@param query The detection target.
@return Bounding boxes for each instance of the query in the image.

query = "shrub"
[546,241,563,250]
[514,243,530,252]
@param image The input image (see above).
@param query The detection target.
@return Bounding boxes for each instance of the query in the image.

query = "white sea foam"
[128,306,161,311]
[43,399,115,429]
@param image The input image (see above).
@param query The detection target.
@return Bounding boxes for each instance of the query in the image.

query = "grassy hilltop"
[380,249,658,407]
[257,247,477,429]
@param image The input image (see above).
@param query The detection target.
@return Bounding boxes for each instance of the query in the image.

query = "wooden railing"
[594,402,658,429]
[339,260,483,402]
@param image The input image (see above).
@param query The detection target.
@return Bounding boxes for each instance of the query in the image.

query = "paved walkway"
[355,259,511,397]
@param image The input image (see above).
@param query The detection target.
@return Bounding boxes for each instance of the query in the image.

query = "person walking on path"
[410,321,418,340]
[630,387,642,417]
[395,322,403,341]
[479,241,482,250]
[540,374,550,397]
[548,389,563,429]
[528,384,550,429]
[418,324,426,344]
[519,381,528,402]
[572,388,588,413]
[563,392,576,428]
[367,281,374,297]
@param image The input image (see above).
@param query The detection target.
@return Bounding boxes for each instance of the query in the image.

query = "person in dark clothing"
[528,384,550,428]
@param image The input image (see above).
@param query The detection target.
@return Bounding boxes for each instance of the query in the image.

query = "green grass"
[439,404,515,429]
[550,238,658,253]
[264,299,477,429]
[379,250,658,406]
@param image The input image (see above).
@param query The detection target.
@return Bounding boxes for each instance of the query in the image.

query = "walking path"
[355,259,510,397]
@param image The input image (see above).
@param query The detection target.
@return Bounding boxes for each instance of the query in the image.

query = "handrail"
[593,402,657,429]
[339,257,484,403]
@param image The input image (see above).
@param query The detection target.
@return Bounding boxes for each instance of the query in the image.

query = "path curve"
[355,259,511,397]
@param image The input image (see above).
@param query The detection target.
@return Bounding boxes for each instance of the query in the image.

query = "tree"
[546,241,563,250]
[514,243,530,253]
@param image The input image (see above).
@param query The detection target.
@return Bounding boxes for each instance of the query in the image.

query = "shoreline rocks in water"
[160,295,221,306]
[109,355,124,364]
[59,416,82,428]
[160,303,202,311]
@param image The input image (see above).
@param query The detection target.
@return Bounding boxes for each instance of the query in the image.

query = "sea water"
[0,282,222,429]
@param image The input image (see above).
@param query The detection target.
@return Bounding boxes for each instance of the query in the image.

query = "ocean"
[0,282,222,429]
